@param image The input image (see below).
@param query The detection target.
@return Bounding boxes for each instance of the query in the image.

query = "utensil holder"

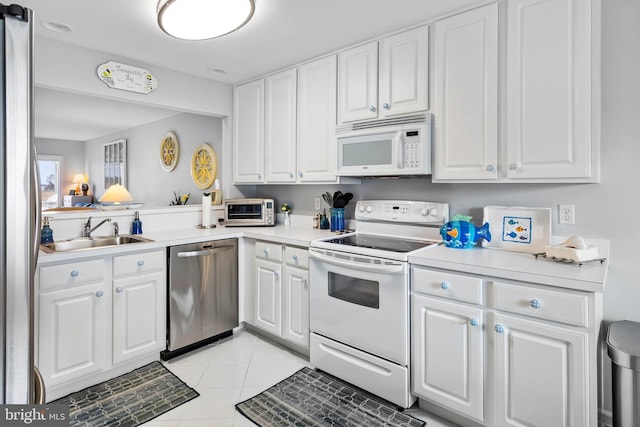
[330,208,345,232]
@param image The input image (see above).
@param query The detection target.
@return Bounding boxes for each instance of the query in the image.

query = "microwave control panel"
[402,130,422,169]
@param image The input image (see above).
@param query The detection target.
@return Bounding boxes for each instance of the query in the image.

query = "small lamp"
[72,174,87,195]
[99,184,134,204]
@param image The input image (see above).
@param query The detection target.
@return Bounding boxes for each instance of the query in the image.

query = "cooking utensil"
[343,193,353,204]
[333,191,343,207]
[322,192,333,207]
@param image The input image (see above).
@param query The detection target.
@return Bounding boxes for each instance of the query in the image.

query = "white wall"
[84,113,223,207]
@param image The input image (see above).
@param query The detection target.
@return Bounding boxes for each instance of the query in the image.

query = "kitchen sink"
[39,235,154,253]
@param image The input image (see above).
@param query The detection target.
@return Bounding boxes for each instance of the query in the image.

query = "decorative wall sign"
[160,131,179,172]
[104,139,127,190]
[190,144,217,190]
[97,61,157,94]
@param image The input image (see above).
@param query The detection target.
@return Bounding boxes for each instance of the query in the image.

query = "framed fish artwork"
[482,206,552,253]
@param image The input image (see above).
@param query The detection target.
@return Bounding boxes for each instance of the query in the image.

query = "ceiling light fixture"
[157,0,255,41]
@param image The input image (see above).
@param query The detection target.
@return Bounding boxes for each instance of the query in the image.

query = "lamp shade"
[99,184,134,203]
[157,0,255,40]
[72,174,87,184]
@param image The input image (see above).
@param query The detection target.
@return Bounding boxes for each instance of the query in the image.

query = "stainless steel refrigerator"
[0,3,44,404]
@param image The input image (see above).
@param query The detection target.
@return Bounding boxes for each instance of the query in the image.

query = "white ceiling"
[21,0,480,141]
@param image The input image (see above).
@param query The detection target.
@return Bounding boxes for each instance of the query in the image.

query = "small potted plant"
[281,203,292,226]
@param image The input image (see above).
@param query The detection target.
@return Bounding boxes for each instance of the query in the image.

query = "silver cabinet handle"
[382,102,390,110]
[137,260,144,267]
[368,105,376,112]
[494,324,504,333]
[530,299,541,309]
[298,171,303,178]
[470,318,479,327]
[177,245,234,257]
[292,254,298,261]
[263,248,269,256]
[96,290,104,298]
[71,270,79,278]
[273,271,279,279]
[486,164,495,172]
[508,163,518,171]
[116,287,123,293]
[440,281,449,291]
[301,277,308,285]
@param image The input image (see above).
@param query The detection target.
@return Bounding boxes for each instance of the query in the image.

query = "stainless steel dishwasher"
[161,238,238,360]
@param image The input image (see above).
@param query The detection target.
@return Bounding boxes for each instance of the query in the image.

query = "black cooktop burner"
[326,234,437,253]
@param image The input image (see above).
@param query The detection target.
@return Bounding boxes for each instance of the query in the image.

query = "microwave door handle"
[309,250,405,274]
[395,131,404,169]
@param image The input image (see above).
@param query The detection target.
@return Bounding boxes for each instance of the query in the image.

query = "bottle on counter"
[41,216,54,243]
[131,211,143,235]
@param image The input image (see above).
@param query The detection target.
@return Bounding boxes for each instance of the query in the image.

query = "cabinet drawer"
[284,246,309,269]
[412,267,483,305]
[39,259,105,291]
[489,281,589,327]
[255,241,283,262]
[113,250,165,278]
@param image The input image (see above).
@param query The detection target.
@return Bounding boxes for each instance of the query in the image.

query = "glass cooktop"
[325,234,438,253]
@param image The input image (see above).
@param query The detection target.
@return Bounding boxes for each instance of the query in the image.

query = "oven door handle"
[309,249,405,274]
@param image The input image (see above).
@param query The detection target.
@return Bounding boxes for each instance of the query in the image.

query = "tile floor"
[148,328,458,427]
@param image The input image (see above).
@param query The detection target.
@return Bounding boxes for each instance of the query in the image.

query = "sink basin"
[40,235,153,253]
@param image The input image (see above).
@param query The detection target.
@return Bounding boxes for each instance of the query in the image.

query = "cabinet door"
[265,69,297,183]
[432,4,499,181]
[297,55,339,183]
[112,271,165,364]
[412,294,484,421]
[338,41,378,123]
[254,258,282,336]
[283,266,309,348]
[379,25,429,118]
[39,283,109,387]
[506,0,594,180]
[233,79,265,183]
[492,312,589,427]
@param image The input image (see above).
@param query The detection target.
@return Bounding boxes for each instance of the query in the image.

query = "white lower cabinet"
[253,241,309,349]
[411,266,598,427]
[37,249,166,394]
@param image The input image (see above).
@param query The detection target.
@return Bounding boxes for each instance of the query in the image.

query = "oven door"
[309,248,409,365]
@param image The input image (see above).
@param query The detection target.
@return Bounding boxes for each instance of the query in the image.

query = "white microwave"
[336,119,431,177]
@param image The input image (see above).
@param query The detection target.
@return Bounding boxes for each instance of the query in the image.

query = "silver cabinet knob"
[292,254,298,261]
[116,287,123,293]
[368,105,376,112]
[530,299,541,309]
[96,290,104,298]
[486,164,495,172]
[298,171,303,178]
[301,277,308,285]
[508,163,518,171]
[288,172,294,178]
[70,270,79,278]
[273,271,279,279]
[470,318,479,327]
[263,248,269,256]
[137,260,144,267]
[382,102,390,110]
[494,324,504,333]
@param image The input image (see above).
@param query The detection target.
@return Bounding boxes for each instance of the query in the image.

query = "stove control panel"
[355,200,449,225]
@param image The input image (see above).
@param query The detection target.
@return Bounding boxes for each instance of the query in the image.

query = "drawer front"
[490,280,589,327]
[284,246,309,269]
[255,241,283,262]
[412,267,483,305]
[113,250,165,278]
[39,259,105,291]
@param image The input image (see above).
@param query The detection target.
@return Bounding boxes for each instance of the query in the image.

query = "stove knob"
[365,205,373,213]
[420,208,429,216]
[430,208,439,217]
[358,204,366,213]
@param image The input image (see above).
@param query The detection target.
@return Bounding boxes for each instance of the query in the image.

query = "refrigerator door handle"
[32,146,41,263]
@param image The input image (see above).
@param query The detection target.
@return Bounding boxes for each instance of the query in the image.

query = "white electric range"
[308,200,449,408]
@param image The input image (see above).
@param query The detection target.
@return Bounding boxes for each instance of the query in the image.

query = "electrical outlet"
[314,197,321,210]
[559,204,575,225]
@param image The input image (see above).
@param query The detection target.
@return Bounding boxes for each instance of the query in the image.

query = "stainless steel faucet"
[83,217,112,238]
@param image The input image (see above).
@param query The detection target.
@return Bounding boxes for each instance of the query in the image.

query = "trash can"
[607,320,640,427]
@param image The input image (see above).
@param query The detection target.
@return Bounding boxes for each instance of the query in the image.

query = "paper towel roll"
[202,193,212,226]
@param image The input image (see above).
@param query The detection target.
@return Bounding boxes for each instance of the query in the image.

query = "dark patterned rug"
[52,361,199,426]
[236,367,426,427]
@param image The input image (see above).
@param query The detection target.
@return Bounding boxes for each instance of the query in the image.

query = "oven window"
[227,204,262,219]
[328,272,379,309]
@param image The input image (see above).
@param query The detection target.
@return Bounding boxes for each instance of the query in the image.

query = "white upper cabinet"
[506,0,595,180]
[297,55,339,183]
[265,69,298,183]
[338,25,429,124]
[432,3,499,181]
[233,79,265,184]
[433,0,600,182]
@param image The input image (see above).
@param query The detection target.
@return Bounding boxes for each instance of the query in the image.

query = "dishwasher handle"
[176,245,234,258]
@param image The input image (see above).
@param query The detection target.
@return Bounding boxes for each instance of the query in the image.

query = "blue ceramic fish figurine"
[440,215,492,249]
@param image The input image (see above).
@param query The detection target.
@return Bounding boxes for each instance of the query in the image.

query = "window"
[38,155,63,210]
